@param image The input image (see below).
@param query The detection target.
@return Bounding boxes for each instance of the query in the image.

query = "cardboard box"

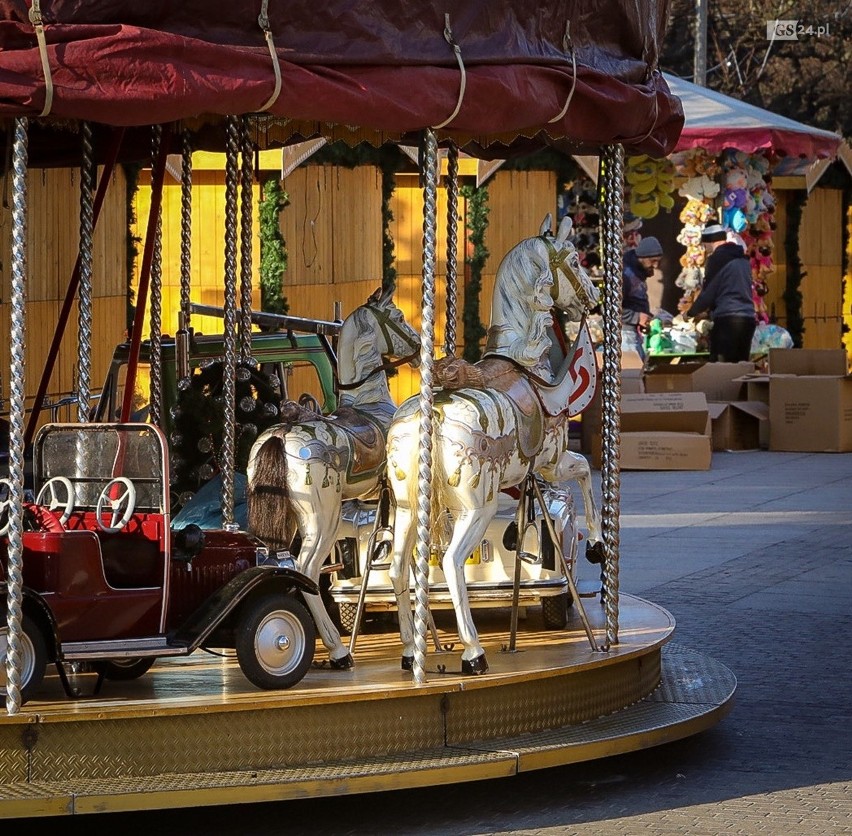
[733,374,770,447]
[621,392,709,434]
[708,401,769,451]
[769,376,852,452]
[769,348,848,376]
[644,361,754,402]
[579,369,644,453]
[591,431,712,471]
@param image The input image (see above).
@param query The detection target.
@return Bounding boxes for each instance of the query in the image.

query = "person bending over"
[685,224,756,362]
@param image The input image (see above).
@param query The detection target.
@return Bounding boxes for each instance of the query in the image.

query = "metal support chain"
[179,132,193,329]
[412,128,439,685]
[220,116,240,528]
[76,121,94,424]
[598,144,625,648]
[5,118,29,715]
[444,141,459,357]
[148,126,164,429]
[239,117,254,362]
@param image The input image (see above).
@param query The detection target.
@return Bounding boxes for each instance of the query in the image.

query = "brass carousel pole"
[5,117,29,716]
[411,127,440,685]
[598,144,625,648]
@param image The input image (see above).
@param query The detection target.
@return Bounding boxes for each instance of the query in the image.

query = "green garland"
[123,163,142,332]
[259,176,289,315]
[783,191,808,347]
[459,183,489,361]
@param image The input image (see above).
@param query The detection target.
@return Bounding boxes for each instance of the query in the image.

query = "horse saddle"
[322,406,386,481]
[434,356,544,460]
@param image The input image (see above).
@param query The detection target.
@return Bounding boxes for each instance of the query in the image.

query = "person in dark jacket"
[686,224,756,362]
[621,235,662,361]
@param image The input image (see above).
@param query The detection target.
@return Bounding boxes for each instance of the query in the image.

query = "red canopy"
[0,1,683,158]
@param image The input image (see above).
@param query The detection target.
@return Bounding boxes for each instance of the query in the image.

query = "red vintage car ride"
[0,422,317,703]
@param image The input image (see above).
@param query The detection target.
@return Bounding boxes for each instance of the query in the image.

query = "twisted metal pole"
[444,141,459,357]
[412,128,439,685]
[179,132,194,329]
[598,144,625,648]
[148,125,164,428]
[76,121,94,424]
[239,117,254,362]
[177,132,194,389]
[5,118,29,715]
[220,116,240,527]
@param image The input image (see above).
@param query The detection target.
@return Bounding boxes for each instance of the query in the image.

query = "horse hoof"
[461,654,488,675]
[585,541,605,565]
[401,655,414,671]
[329,653,354,670]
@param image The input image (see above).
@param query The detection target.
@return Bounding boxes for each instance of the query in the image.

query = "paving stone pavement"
[42,450,852,836]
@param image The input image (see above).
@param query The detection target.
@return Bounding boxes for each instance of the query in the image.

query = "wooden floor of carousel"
[0,592,735,818]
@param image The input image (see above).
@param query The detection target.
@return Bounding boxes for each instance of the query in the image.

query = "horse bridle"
[337,303,419,391]
[541,236,594,313]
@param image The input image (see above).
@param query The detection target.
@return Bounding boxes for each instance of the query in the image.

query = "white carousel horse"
[246,287,419,668]
[386,215,603,674]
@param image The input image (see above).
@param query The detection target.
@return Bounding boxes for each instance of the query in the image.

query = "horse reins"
[337,304,419,391]
[541,236,595,313]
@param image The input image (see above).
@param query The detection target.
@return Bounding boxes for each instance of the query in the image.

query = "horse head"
[538,214,600,322]
[363,287,420,368]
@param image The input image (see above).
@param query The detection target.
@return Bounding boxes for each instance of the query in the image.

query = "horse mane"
[486,236,556,370]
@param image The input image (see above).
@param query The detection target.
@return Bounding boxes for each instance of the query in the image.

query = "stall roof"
[665,73,842,160]
[0,1,683,160]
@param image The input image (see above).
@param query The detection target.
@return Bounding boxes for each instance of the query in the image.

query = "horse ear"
[539,213,553,236]
[555,215,573,244]
[367,287,383,304]
[377,285,394,306]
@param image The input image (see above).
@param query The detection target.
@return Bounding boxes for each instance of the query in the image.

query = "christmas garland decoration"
[459,183,489,362]
[783,190,808,347]
[123,162,143,332]
[259,176,289,315]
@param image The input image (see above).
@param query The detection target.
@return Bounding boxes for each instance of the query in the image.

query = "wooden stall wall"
[0,165,127,429]
[798,187,844,350]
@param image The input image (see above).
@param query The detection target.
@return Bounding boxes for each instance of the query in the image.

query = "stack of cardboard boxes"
[743,349,852,453]
[580,348,852,469]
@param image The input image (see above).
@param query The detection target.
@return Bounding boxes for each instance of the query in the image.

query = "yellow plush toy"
[626,154,676,219]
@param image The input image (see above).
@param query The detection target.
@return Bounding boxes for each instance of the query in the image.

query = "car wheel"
[337,602,358,635]
[0,614,47,704]
[236,595,315,690]
[541,592,570,630]
[94,657,155,681]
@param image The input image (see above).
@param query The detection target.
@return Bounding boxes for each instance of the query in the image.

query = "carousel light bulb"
[267,374,280,391]
[242,423,258,438]
[198,464,214,481]
[197,437,214,453]
[169,405,182,420]
[263,402,278,416]
[236,366,251,382]
[239,396,256,413]
[178,491,194,506]
[170,432,183,447]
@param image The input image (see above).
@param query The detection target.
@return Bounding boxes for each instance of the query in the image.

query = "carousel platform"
[0,593,735,819]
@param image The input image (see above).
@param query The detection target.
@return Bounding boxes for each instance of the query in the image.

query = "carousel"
[0,1,735,818]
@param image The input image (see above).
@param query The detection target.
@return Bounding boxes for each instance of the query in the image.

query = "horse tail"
[246,434,292,552]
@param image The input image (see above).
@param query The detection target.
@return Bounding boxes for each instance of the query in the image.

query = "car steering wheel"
[96,477,137,532]
[36,476,75,525]
[0,479,65,535]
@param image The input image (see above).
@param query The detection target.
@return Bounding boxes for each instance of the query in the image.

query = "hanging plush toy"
[626,154,676,219]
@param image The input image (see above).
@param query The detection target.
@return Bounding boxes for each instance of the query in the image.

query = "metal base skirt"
[0,594,735,818]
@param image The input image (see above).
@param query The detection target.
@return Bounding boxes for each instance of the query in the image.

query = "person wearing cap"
[621,235,663,361]
[685,224,756,362]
